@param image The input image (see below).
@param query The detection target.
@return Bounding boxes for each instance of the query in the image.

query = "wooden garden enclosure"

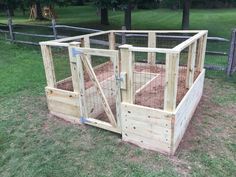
[40,30,207,155]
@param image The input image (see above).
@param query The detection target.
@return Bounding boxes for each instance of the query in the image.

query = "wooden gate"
[70,45,121,134]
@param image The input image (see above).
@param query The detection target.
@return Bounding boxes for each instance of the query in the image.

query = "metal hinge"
[115,76,123,81]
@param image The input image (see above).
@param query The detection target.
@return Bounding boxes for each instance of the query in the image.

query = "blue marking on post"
[72,48,83,57]
[80,117,90,124]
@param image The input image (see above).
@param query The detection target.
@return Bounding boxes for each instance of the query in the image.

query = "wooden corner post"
[41,45,56,88]
[81,36,91,63]
[119,44,134,104]
[196,33,207,72]
[164,53,180,112]
[148,32,156,64]
[186,41,197,89]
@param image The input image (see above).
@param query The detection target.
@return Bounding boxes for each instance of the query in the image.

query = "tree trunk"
[35,1,44,20]
[182,0,191,30]
[75,0,84,6]
[6,4,14,17]
[20,3,26,16]
[124,3,132,30]
[101,8,109,25]
[9,7,14,16]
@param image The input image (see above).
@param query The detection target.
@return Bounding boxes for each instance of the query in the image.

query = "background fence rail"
[0,18,235,77]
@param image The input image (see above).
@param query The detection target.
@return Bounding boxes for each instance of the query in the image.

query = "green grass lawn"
[0,40,236,176]
[0,5,236,176]
[0,5,236,38]
[0,5,234,71]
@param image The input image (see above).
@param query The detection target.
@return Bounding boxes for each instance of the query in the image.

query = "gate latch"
[117,72,127,90]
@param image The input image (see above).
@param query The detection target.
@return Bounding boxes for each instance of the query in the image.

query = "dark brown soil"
[57,62,200,119]
[57,61,114,91]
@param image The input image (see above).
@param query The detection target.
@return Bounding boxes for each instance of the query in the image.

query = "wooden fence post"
[52,18,57,39]
[40,45,56,88]
[164,53,179,112]
[109,31,115,50]
[147,32,156,64]
[121,26,126,44]
[81,36,91,63]
[109,31,116,61]
[227,29,236,76]
[196,34,207,72]
[186,41,197,89]
[119,44,134,104]
[8,16,15,42]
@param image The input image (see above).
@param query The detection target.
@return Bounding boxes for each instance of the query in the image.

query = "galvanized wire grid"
[84,34,116,121]
[51,31,231,116]
[84,55,116,122]
[129,33,198,109]
[51,46,72,82]
[133,51,166,109]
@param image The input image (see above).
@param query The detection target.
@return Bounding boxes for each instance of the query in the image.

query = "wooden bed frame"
[40,30,207,155]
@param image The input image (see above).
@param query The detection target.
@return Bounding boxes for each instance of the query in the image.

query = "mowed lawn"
[0,38,236,177]
[0,5,236,38]
[0,5,236,177]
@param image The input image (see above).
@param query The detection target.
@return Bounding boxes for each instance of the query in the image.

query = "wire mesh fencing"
[133,51,166,109]
[84,55,116,122]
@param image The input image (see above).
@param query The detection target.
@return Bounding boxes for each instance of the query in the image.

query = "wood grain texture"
[172,70,205,154]
[121,103,174,154]
[164,53,179,112]
[41,45,56,88]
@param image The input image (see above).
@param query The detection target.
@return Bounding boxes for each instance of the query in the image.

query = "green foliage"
[161,0,236,9]
[93,0,118,8]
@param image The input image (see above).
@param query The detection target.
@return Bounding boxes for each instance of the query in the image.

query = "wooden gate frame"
[69,43,121,133]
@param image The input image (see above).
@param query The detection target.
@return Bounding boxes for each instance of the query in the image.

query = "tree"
[94,0,117,25]
[27,0,67,20]
[71,0,84,6]
[35,0,44,20]
[100,7,109,25]
[182,0,191,30]
[1,0,19,16]
[124,1,132,30]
